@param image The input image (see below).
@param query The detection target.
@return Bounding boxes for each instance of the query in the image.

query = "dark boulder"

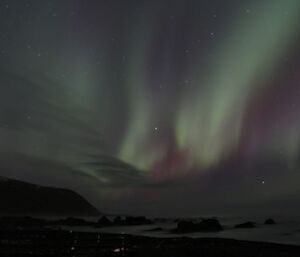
[125,216,153,225]
[144,227,163,232]
[175,218,223,233]
[96,216,113,227]
[112,216,152,226]
[264,218,276,225]
[124,216,153,226]
[235,221,256,229]
[55,217,92,226]
[197,219,223,231]
[176,221,195,233]
[113,216,123,225]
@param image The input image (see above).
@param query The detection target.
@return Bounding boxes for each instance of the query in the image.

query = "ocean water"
[67,216,300,246]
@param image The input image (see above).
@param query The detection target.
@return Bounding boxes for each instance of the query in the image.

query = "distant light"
[262,180,265,184]
[154,127,158,131]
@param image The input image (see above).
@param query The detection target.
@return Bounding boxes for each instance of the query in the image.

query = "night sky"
[1,0,300,216]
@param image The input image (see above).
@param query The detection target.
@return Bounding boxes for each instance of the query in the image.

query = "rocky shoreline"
[0,229,299,257]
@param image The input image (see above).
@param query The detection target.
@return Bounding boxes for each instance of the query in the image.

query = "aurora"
[119,0,300,178]
[0,0,300,215]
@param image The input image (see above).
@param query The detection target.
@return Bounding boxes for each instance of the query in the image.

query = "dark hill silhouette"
[0,176,100,216]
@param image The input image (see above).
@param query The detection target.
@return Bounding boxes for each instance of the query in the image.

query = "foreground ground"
[0,229,299,257]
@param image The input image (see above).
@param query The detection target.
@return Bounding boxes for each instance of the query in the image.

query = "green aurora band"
[118,0,300,178]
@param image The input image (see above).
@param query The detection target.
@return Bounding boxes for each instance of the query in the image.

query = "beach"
[0,229,300,257]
